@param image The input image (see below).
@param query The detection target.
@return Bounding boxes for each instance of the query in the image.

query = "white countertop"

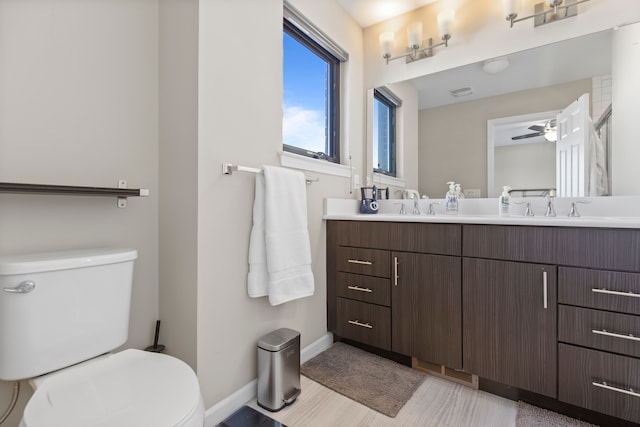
[323,198,640,229]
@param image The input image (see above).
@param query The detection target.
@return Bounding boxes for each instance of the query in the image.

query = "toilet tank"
[0,248,137,381]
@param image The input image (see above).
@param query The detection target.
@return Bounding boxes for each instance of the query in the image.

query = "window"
[373,87,401,176]
[283,3,347,163]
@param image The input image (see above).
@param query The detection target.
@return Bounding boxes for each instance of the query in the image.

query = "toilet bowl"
[0,248,205,427]
[20,349,204,427]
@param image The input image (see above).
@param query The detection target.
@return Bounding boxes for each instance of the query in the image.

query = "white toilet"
[0,248,204,427]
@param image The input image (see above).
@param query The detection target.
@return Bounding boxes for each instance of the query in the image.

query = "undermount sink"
[351,213,640,228]
[324,198,640,229]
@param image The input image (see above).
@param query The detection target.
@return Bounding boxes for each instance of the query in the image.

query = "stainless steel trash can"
[257,328,301,411]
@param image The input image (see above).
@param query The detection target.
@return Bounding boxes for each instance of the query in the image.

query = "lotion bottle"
[499,186,511,216]
[445,181,457,213]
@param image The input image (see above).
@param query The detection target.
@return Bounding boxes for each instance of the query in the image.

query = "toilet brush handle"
[153,320,161,347]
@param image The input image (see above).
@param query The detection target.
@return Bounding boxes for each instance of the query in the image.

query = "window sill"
[279,151,351,178]
[373,172,406,188]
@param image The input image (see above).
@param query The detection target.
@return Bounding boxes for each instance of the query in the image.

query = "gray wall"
[612,21,640,195]
[158,0,199,372]
[0,1,159,425]
[195,0,363,407]
[418,79,592,198]
[0,1,363,422]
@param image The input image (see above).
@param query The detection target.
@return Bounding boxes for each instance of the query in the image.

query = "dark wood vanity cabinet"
[558,266,640,424]
[462,225,558,398]
[327,220,640,424]
[463,258,557,397]
[327,220,462,368]
[334,246,391,350]
[392,252,462,369]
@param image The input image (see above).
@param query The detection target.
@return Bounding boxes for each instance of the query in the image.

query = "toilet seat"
[22,349,203,427]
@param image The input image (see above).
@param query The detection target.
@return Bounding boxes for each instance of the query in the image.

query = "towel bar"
[222,163,318,184]
[0,180,149,208]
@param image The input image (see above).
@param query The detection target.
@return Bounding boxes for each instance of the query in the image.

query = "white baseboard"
[301,331,333,364]
[203,332,333,427]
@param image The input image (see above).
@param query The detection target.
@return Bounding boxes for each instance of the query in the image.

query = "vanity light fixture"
[503,0,592,28]
[380,10,455,65]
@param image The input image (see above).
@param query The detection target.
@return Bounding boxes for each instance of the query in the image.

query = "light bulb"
[437,10,455,41]
[502,0,521,19]
[379,32,395,58]
[406,22,423,50]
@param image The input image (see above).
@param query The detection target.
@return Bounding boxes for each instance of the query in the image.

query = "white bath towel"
[248,166,314,305]
[247,172,269,298]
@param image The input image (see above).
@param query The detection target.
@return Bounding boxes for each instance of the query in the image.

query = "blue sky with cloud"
[283,32,327,153]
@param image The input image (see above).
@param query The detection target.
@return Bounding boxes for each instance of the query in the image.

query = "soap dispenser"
[499,186,511,216]
[455,184,464,199]
[445,181,458,214]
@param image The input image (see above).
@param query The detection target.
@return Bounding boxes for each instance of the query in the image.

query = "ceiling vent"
[449,87,473,97]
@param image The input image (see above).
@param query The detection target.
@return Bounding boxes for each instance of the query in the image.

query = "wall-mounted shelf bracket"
[118,180,128,208]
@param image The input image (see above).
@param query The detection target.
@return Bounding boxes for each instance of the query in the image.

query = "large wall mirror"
[403,24,639,198]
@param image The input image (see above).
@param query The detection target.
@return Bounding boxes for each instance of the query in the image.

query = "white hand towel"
[247,166,315,305]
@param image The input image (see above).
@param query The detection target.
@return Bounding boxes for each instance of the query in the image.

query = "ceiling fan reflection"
[511,119,557,142]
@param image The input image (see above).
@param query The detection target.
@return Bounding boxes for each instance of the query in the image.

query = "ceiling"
[336,1,611,110]
[410,30,612,110]
[336,0,438,27]
[416,29,611,146]
[335,1,612,145]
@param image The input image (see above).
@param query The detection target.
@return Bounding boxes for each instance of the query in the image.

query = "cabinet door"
[463,258,557,397]
[392,252,462,369]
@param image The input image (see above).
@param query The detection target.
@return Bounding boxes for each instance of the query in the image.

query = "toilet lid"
[23,349,202,427]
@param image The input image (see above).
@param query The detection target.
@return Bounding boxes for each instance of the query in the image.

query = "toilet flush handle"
[3,280,36,293]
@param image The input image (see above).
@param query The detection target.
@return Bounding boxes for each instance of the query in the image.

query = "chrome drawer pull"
[347,285,373,293]
[394,256,399,286]
[592,288,640,298]
[592,381,640,398]
[592,329,640,342]
[543,271,548,309]
[348,320,373,329]
[347,259,372,266]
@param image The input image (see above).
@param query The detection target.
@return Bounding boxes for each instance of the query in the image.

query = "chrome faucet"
[545,196,556,217]
[523,202,535,217]
[568,200,591,217]
[514,200,535,216]
[427,202,440,215]
[412,198,421,215]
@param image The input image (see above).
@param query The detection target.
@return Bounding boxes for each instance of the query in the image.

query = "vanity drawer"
[336,298,391,350]
[559,344,640,424]
[462,225,556,264]
[555,228,640,271]
[327,220,461,255]
[559,305,640,358]
[559,267,640,315]
[336,272,390,306]
[337,247,390,277]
